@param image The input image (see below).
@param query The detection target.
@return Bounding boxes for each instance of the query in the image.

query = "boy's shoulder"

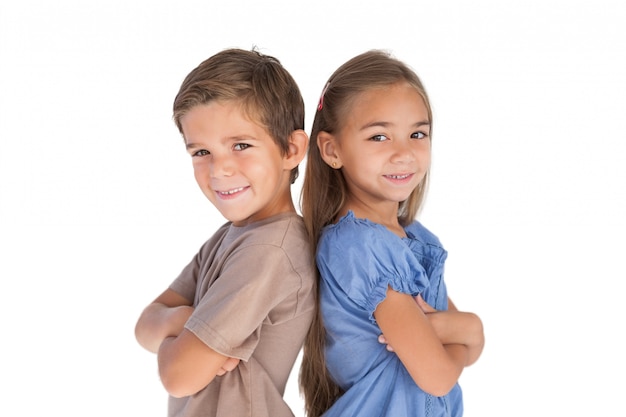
[227,212,308,249]
[195,213,308,261]
[223,212,314,280]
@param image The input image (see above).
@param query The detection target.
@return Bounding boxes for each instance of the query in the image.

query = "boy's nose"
[209,155,234,177]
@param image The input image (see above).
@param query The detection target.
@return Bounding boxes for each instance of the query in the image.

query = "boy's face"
[181,101,295,226]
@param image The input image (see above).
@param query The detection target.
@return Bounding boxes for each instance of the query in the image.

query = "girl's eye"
[233,143,251,151]
[370,134,389,142]
[411,131,428,139]
[193,149,210,157]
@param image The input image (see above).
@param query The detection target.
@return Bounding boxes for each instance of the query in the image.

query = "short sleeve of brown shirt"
[167,212,316,417]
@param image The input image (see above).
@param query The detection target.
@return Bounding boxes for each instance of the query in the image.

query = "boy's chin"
[218,210,254,227]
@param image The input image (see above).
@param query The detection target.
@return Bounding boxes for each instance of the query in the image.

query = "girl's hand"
[378,333,394,351]
[414,294,437,314]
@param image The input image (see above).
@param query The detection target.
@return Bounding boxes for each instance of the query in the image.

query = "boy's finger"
[221,358,241,372]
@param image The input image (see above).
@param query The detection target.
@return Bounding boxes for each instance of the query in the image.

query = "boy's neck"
[231,208,297,228]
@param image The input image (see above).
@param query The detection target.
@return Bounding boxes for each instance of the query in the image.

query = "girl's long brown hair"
[298,50,433,417]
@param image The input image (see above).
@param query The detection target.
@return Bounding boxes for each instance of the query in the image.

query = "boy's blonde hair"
[299,50,433,417]
[173,48,305,183]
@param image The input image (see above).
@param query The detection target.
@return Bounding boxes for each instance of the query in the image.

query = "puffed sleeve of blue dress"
[316,211,463,417]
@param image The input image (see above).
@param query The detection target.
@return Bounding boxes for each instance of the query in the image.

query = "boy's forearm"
[135,303,170,353]
[158,329,231,398]
[135,303,193,353]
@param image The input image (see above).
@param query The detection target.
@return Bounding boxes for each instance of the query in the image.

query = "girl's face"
[321,82,431,218]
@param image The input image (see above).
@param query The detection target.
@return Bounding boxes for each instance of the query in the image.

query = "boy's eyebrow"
[360,120,430,130]
[185,141,200,149]
[185,135,261,149]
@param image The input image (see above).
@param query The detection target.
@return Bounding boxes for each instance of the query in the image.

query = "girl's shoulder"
[404,220,444,249]
[321,211,399,244]
[321,211,444,248]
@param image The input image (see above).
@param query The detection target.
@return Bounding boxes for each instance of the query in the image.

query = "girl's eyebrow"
[360,121,390,131]
[360,120,430,131]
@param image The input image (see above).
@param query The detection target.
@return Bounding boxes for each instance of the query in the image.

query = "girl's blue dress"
[318,211,463,417]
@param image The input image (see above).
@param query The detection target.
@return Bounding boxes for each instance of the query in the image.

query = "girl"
[299,50,484,417]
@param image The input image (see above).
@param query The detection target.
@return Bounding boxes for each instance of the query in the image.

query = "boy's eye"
[411,132,427,139]
[193,149,210,157]
[233,143,251,151]
[370,134,389,142]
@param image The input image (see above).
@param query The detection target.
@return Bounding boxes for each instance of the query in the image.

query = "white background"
[1,1,625,416]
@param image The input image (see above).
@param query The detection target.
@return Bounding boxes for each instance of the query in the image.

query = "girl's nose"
[390,139,416,163]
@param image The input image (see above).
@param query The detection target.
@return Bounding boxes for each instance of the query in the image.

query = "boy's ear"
[283,129,309,170]
[317,131,342,168]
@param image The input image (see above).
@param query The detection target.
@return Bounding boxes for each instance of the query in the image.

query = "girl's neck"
[340,200,406,238]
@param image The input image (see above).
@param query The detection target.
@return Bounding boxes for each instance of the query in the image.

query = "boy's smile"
[215,186,248,199]
[181,101,295,226]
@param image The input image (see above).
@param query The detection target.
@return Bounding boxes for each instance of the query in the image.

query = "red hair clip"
[317,82,330,111]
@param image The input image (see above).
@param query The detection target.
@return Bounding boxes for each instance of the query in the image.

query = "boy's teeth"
[221,187,244,195]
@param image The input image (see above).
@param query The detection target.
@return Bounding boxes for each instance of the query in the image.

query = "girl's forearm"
[429,311,484,365]
[444,343,469,372]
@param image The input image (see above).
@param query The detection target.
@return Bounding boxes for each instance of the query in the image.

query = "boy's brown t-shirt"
[167,212,316,417]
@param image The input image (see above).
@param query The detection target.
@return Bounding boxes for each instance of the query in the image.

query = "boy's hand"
[216,357,241,376]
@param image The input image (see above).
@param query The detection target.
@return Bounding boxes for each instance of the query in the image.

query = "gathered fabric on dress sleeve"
[317,211,430,324]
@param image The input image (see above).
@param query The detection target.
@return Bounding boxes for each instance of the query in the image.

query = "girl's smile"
[383,173,415,184]
[318,81,431,220]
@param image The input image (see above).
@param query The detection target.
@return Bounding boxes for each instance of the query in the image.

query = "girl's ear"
[283,129,309,170]
[317,131,342,169]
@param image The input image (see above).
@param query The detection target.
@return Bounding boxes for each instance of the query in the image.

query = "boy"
[134,48,315,417]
